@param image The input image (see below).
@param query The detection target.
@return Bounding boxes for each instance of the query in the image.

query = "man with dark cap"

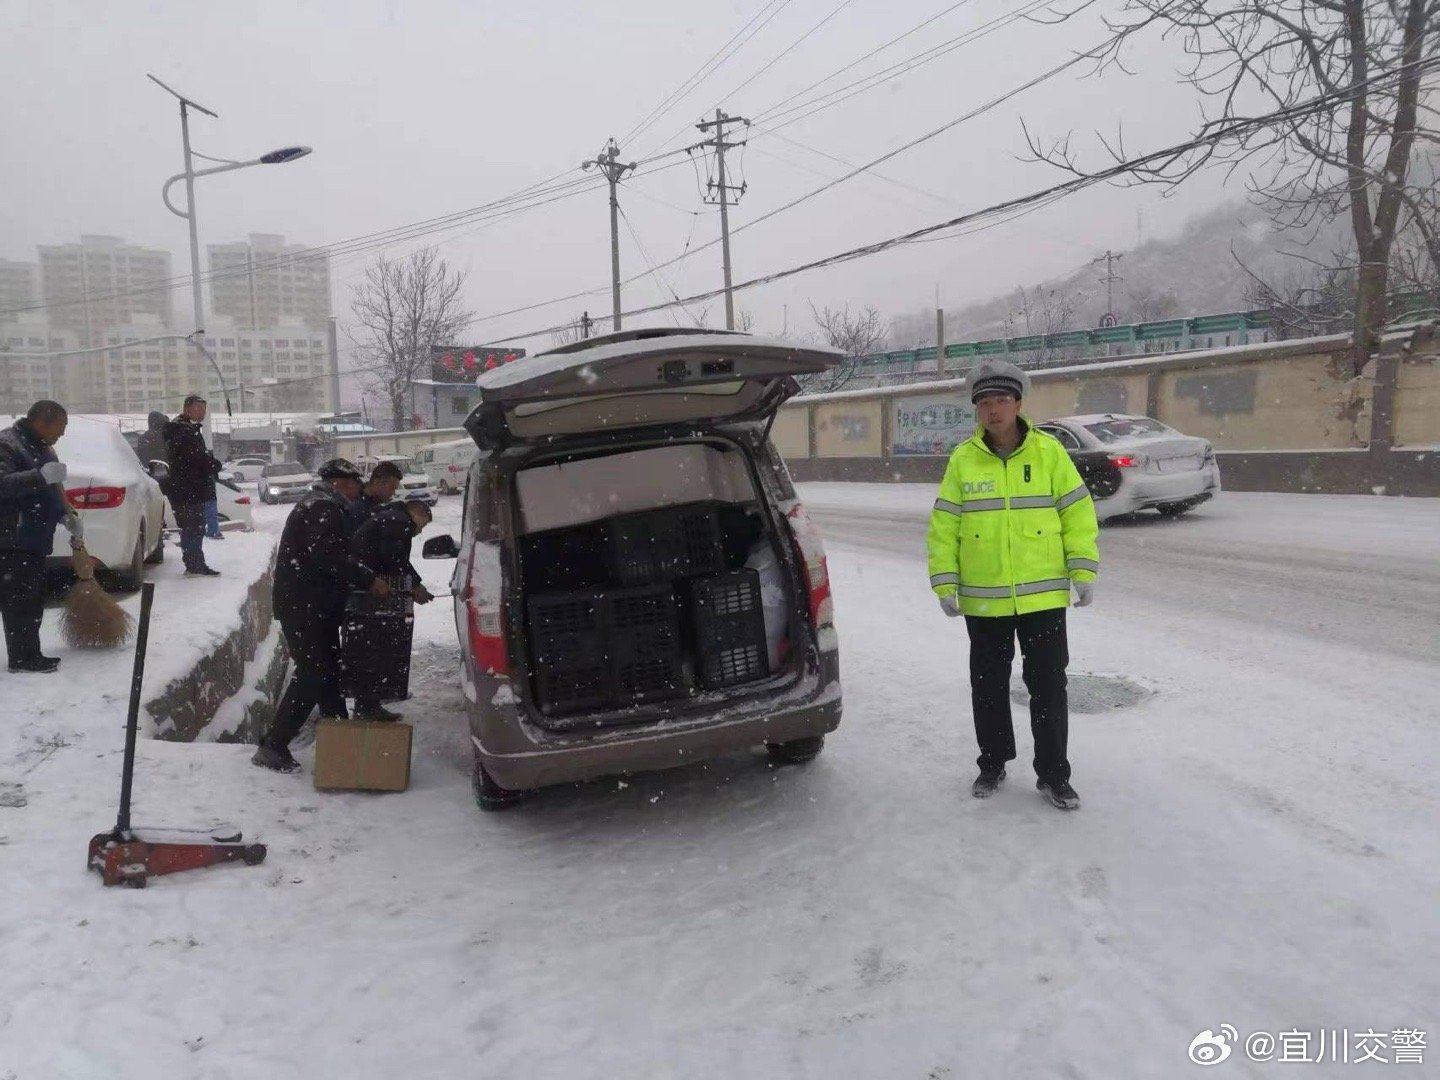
[0,401,78,674]
[163,395,222,576]
[925,358,1099,810]
[349,498,434,721]
[252,458,390,773]
[347,460,404,532]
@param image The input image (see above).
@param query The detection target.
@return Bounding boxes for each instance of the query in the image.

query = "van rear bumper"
[471,651,842,791]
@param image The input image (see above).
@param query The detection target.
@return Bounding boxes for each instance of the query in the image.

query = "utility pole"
[935,283,945,376]
[695,110,749,330]
[1093,249,1125,320]
[580,311,593,339]
[582,139,635,332]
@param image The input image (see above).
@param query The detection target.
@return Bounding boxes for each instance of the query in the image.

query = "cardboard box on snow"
[313,720,412,792]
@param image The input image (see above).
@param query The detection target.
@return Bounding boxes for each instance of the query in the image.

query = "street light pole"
[149,73,311,422]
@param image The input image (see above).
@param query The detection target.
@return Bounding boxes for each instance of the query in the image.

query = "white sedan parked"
[50,418,167,589]
[224,456,270,484]
[1033,413,1221,521]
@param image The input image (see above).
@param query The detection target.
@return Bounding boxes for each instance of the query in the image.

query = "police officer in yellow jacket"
[926,359,1099,809]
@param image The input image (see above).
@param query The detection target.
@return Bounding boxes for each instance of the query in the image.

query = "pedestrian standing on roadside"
[164,395,223,577]
[0,401,78,674]
[926,359,1099,810]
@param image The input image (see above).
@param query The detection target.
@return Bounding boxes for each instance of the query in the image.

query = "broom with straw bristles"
[55,486,134,649]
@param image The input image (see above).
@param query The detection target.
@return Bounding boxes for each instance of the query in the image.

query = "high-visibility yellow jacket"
[926,419,1099,617]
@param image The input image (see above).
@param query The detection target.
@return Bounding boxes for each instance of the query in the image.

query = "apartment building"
[37,235,173,341]
[207,233,331,331]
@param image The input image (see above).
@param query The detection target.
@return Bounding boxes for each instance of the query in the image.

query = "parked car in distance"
[357,454,438,505]
[415,438,478,495]
[256,461,317,504]
[224,456,270,484]
[1034,413,1221,521]
[422,327,844,812]
[49,418,167,590]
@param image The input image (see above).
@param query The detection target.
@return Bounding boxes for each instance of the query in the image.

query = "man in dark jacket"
[347,460,403,531]
[133,411,169,471]
[252,458,390,773]
[0,401,75,673]
[349,499,433,721]
[163,395,222,577]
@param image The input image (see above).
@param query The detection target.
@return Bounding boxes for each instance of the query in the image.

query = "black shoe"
[971,767,1006,798]
[1037,777,1080,810]
[251,744,301,773]
[184,566,222,577]
[355,704,403,723]
[8,656,61,674]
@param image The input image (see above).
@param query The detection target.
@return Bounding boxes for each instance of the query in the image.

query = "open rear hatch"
[464,328,841,450]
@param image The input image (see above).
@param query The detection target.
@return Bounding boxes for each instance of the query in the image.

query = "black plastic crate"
[520,521,610,593]
[685,569,770,690]
[527,590,611,715]
[607,503,724,585]
[608,584,685,703]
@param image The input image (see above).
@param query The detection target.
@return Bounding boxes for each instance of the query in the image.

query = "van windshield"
[262,462,307,477]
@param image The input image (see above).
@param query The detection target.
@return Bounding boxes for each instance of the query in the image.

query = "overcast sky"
[2,0,1235,364]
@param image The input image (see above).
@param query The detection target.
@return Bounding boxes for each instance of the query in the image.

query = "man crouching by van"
[347,498,434,722]
[253,458,390,774]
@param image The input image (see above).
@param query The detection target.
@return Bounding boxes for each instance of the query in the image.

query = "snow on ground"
[1,490,1437,1077]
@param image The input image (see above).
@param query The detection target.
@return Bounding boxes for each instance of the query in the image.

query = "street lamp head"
[259,146,312,165]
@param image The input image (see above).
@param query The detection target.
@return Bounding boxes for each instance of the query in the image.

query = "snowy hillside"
[890,201,1349,346]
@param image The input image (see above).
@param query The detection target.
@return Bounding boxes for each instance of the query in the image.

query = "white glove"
[938,593,962,618]
[40,461,66,484]
[1072,579,1094,608]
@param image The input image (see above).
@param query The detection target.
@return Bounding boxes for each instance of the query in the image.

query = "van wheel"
[473,750,527,811]
[439,479,455,495]
[766,735,825,765]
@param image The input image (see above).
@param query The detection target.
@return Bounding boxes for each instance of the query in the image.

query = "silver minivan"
[422,328,844,809]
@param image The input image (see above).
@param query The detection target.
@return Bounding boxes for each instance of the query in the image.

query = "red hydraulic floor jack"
[87,582,267,888]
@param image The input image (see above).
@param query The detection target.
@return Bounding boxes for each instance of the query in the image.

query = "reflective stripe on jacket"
[925,419,1099,617]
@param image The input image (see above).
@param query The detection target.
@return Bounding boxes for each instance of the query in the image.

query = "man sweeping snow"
[925,359,1099,810]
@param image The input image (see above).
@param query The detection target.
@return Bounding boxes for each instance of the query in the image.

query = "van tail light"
[465,547,509,675]
[447,464,460,472]
[235,496,251,505]
[1108,455,1140,469]
[65,486,126,509]
[784,503,834,630]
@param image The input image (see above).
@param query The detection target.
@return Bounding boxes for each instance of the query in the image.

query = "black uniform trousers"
[263,601,349,750]
[0,549,46,666]
[964,607,1071,784]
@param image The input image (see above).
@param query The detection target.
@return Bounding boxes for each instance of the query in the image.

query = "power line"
[468,31,1116,327]
[474,58,1440,345]
[624,0,791,150]
[753,0,1056,134]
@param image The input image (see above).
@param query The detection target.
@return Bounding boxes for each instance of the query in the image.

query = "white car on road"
[256,462,317,504]
[1034,413,1221,521]
[357,454,438,505]
[224,456,270,484]
[415,438,478,495]
[50,419,167,589]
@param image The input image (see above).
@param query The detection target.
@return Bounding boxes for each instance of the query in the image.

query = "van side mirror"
[422,534,460,560]
[148,460,170,482]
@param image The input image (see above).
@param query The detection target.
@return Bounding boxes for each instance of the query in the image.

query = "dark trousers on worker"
[172,503,207,572]
[0,549,46,667]
[262,605,348,751]
[964,608,1071,784]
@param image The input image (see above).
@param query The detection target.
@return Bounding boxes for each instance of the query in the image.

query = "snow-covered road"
[1,488,1436,1078]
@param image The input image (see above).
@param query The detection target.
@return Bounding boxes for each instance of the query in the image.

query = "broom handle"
[115,582,155,835]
